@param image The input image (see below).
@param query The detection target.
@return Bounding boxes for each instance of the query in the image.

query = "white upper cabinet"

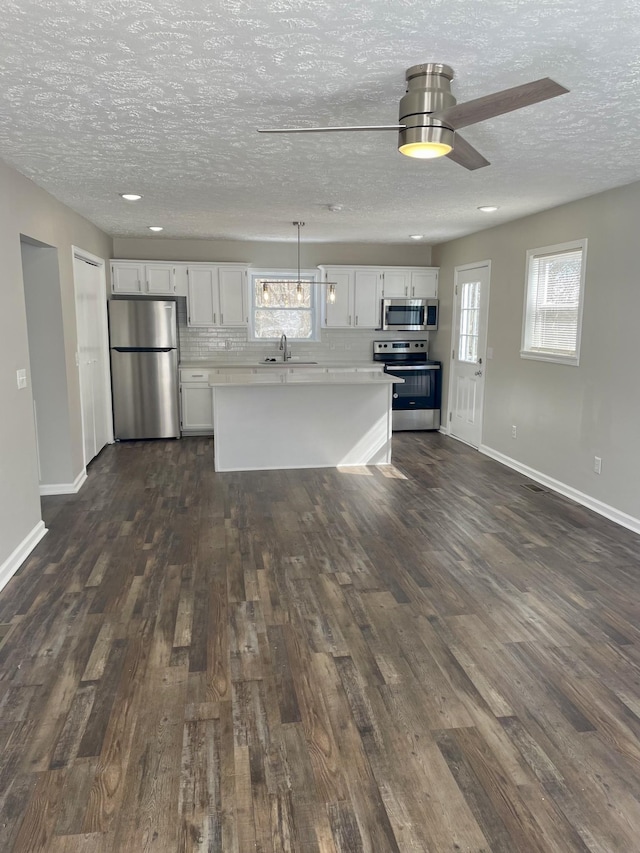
[146,264,175,294]
[353,269,383,328]
[320,265,437,329]
[218,267,247,326]
[187,265,248,327]
[111,262,145,294]
[381,269,410,298]
[410,269,438,298]
[321,267,382,329]
[111,261,177,295]
[323,269,354,327]
[380,267,439,298]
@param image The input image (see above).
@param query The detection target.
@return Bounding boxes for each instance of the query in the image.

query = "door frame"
[72,246,114,466]
[446,259,491,447]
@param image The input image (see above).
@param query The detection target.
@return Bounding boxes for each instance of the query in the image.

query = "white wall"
[113,237,432,267]
[431,180,640,525]
[0,159,112,576]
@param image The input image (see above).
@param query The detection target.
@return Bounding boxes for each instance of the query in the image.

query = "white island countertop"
[209,370,399,387]
[209,370,401,472]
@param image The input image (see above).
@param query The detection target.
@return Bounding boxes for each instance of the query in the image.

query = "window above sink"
[249,270,321,342]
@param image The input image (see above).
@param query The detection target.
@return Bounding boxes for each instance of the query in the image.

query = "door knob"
[474,370,483,376]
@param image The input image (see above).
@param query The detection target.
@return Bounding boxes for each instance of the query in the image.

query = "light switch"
[16,368,27,389]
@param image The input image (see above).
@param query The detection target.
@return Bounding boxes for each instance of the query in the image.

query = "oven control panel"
[373,339,429,364]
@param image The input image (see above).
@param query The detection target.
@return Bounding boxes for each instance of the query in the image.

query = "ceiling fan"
[258,63,569,170]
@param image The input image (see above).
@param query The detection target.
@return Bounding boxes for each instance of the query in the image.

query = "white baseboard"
[439,425,450,435]
[0,521,48,594]
[40,468,87,496]
[479,444,640,536]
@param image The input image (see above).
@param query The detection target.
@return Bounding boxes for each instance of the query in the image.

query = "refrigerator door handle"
[113,347,175,353]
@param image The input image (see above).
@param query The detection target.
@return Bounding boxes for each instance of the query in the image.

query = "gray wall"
[0,159,112,570]
[431,180,640,523]
[21,242,73,486]
[113,237,432,267]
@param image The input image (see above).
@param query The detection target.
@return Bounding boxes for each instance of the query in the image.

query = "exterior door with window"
[449,261,490,447]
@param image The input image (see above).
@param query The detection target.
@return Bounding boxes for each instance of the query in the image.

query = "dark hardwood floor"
[1,434,640,851]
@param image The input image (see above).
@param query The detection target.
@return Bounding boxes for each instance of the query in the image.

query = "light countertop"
[180,360,382,371]
[209,371,401,387]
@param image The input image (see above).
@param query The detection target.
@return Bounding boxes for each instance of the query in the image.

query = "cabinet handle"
[220,313,224,324]
[348,315,351,325]
[192,374,205,378]
[214,313,217,324]
[355,315,359,325]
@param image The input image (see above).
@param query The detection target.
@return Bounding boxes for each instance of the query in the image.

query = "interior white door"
[74,254,111,466]
[449,262,490,447]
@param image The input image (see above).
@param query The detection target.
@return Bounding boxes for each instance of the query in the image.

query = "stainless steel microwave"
[381,298,438,331]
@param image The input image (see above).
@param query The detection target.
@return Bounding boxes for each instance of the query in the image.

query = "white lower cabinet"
[180,369,213,434]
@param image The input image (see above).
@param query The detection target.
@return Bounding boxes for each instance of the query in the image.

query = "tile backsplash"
[176,298,431,364]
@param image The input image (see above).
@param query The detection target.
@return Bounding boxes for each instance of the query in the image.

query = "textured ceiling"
[1,0,639,244]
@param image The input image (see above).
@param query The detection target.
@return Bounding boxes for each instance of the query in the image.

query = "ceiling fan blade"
[257,125,403,133]
[446,134,490,170]
[433,78,569,130]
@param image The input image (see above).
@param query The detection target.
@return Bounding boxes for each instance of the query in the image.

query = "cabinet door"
[111,263,144,294]
[218,267,247,325]
[323,270,353,327]
[181,386,214,432]
[353,269,382,328]
[187,267,217,326]
[382,270,410,298]
[410,269,438,298]
[146,264,175,294]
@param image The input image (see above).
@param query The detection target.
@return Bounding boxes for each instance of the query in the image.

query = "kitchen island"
[209,370,400,472]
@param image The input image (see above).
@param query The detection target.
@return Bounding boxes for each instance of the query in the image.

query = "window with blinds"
[521,239,587,365]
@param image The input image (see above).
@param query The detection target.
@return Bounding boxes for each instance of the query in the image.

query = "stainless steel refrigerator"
[109,299,180,439]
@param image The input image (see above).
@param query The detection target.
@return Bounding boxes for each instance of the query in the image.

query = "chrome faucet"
[279,333,290,362]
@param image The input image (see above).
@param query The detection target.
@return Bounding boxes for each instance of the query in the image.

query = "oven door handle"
[385,365,440,371]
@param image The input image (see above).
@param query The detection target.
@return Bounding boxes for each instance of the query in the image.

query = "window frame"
[520,238,587,366]
[249,268,321,342]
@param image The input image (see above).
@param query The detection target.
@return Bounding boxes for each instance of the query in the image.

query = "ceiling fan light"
[398,125,454,159]
[399,141,451,159]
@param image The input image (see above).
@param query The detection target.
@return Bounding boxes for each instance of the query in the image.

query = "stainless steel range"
[373,340,441,431]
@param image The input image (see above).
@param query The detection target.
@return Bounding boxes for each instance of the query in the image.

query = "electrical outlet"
[594,456,602,474]
[224,340,232,350]
[511,425,517,439]
[16,369,27,390]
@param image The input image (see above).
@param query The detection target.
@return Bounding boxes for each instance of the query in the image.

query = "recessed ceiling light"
[327,204,343,212]
[120,193,142,201]
[409,234,424,240]
[148,226,163,232]
[478,205,499,212]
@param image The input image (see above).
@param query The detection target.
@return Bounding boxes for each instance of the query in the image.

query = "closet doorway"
[72,249,112,466]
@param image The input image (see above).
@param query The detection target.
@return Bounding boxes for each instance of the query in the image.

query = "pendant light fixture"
[294,221,305,302]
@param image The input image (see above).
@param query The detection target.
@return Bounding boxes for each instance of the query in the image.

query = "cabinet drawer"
[180,368,210,383]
